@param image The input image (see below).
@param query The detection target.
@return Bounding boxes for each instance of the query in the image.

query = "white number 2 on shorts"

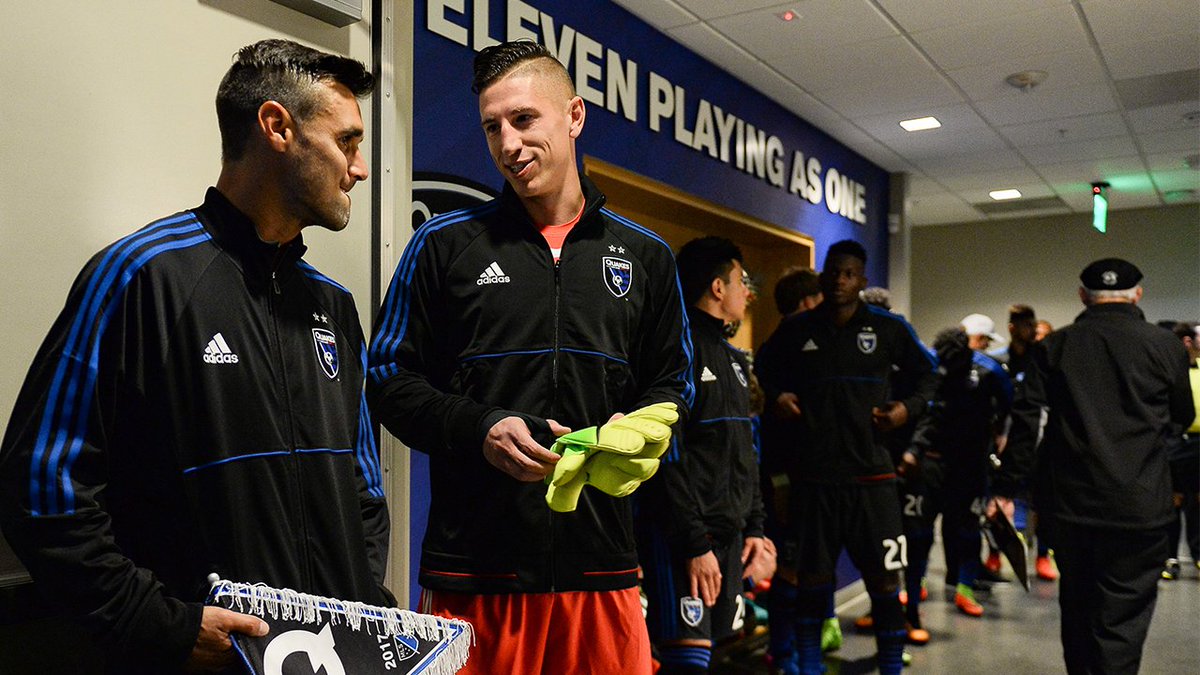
[883,535,908,571]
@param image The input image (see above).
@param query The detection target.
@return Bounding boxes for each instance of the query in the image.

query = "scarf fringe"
[208,579,473,675]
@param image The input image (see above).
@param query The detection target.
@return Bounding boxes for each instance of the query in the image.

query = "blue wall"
[408,0,892,604]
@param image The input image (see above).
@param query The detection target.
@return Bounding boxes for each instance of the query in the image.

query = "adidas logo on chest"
[477,262,510,285]
[203,332,239,364]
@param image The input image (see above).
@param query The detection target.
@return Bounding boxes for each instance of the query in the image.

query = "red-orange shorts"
[420,588,652,675]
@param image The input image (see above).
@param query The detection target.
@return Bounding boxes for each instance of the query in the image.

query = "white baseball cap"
[961,313,1004,342]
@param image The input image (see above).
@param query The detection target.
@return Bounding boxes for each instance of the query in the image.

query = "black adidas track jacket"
[0,189,389,672]
[368,177,693,594]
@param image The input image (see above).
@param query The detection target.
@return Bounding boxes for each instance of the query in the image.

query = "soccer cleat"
[1162,559,1180,581]
[906,624,930,645]
[920,581,929,601]
[898,589,908,605]
[854,612,874,631]
[821,616,843,653]
[984,551,1002,574]
[1035,555,1059,581]
[954,584,984,617]
[902,649,913,667]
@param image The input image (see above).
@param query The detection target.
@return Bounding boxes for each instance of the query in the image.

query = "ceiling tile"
[884,128,1011,159]
[877,0,1071,34]
[915,5,1089,71]
[1152,168,1200,192]
[852,104,988,139]
[915,148,1028,177]
[1126,102,1200,134]
[998,112,1128,147]
[673,0,795,20]
[707,0,896,56]
[1146,151,1200,172]
[958,182,1059,204]
[773,36,934,93]
[937,167,1047,192]
[974,83,1117,126]
[610,0,699,30]
[1037,156,1148,186]
[945,48,1108,101]
[1080,0,1200,48]
[816,75,963,119]
[1018,135,1137,164]
[1101,31,1200,80]
[1141,131,1200,158]
[705,0,897,63]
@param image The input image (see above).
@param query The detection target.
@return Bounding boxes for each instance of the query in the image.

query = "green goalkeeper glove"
[545,403,679,512]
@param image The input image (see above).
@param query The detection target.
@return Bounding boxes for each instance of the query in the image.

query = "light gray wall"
[910,205,1200,343]
[0,0,416,598]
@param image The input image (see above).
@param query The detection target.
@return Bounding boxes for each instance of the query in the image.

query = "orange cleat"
[854,612,874,631]
[984,551,1002,574]
[1035,555,1059,581]
[920,584,929,601]
[954,584,983,617]
[906,624,930,645]
[898,589,908,605]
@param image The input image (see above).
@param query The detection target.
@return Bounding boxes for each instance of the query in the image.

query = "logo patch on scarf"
[312,328,339,379]
[603,257,633,298]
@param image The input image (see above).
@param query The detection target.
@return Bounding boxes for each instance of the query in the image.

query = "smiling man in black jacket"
[368,40,693,675]
[0,40,388,672]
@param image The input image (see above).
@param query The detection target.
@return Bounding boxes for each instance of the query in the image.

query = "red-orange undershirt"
[539,200,585,262]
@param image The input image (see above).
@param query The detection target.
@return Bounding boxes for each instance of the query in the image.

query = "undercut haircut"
[216,39,374,162]
[472,40,575,97]
[826,239,867,265]
[1008,304,1036,323]
[774,266,820,315]
[676,236,744,307]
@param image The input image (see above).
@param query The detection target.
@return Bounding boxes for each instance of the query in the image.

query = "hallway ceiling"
[613,0,1200,225]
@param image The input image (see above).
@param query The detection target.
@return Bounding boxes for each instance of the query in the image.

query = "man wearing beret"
[1003,258,1194,674]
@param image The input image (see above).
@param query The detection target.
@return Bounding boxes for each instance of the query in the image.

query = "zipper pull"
[271,271,281,294]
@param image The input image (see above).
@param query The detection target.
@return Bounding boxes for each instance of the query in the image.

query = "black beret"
[1080,258,1143,290]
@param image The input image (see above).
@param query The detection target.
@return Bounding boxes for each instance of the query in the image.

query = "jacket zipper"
[270,266,312,588]
[549,258,562,593]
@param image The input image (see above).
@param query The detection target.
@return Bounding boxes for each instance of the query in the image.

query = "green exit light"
[1091,182,1109,233]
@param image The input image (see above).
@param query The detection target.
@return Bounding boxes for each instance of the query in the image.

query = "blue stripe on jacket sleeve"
[32,216,209,515]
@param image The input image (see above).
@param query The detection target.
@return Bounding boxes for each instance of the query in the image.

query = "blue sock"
[769,577,799,662]
[657,644,710,674]
[794,584,831,674]
[870,590,907,675]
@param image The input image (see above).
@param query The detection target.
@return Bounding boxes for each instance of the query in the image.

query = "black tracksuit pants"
[1054,524,1168,675]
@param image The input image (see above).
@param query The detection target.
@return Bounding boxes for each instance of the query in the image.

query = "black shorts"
[900,458,986,530]
[641,534,747,643]
[784,481,905,583]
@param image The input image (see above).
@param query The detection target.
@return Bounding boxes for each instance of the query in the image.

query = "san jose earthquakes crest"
[857,331,877,354]
[603,256,633,298]
[680,596,704,628]
[312,328,339,379]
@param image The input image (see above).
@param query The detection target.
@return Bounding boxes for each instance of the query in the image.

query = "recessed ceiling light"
[899,116,941,131]
[989,189,1022,201]
[777,10,799,22]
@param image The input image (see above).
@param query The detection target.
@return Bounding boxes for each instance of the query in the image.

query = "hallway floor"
[716,550,1200,673]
